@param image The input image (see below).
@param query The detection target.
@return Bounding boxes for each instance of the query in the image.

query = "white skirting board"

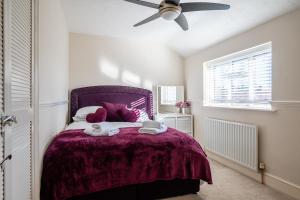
[207,151,300,200]
[207,151,262,183]
[264,173,300,200]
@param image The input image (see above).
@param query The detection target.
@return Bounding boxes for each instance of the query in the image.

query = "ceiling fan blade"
[175,13,189,31]
[181,2,230,12]
[134,12,161,27]
[124,0,160,9]
[165,0,180,5]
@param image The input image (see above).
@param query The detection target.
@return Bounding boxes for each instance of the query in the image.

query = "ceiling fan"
[124,0,230,31]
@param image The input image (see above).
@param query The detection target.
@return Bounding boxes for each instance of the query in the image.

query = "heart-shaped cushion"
[117,107,138,122]
[103,102,126,122]
[86,108,107,123]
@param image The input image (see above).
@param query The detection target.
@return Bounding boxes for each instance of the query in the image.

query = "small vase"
[181,108,190,114]
[177,107,182,113]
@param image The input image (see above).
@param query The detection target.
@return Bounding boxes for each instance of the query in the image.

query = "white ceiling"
[61,0,300,57]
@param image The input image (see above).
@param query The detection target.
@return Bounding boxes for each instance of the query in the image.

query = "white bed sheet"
[65,121,142,131]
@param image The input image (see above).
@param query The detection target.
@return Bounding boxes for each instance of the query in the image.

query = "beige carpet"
[163,160,296,200]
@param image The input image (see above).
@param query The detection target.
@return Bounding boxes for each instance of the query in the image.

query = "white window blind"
[204,42,272,109]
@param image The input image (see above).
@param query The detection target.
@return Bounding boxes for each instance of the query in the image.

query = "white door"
[1,0,33,199]
[0,0,5,198]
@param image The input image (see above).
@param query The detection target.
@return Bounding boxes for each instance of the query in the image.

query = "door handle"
[1,115,17,127]
[0,154,12,169]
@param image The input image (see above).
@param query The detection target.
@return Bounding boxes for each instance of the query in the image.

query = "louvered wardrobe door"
[3,0,33,199]
[0,0,4,199]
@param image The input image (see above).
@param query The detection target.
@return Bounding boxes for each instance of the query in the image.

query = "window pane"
[231,58,249,103]
[251,52,272,103]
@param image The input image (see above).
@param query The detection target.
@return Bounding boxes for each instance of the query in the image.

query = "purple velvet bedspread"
[40,127,212,200]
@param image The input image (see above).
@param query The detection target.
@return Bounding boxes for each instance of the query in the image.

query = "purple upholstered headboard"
[70,85,154,121]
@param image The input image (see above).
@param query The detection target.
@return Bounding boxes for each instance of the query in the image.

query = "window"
[204,42,272,110]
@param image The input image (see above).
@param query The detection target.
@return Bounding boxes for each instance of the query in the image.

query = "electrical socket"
[259,162,265,170]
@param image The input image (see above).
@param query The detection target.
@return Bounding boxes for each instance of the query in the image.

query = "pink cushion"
[103,102,126,122]
[86,108,107,123]
[118,108,138,122]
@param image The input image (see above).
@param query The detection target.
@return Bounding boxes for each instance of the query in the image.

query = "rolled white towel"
[84,123,119,136]
[142,120,164,129]
[138,125,168,135]
[84,127,119,136]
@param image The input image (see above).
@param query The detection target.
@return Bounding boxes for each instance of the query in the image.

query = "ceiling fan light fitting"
[160,7,181,20]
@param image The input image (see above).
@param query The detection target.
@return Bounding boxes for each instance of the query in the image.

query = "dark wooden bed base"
[68,179,200,200]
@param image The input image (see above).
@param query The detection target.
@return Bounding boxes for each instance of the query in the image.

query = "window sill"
[203,104,276,112]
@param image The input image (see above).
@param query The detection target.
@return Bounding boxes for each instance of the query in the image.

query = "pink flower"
[175,101,191,108]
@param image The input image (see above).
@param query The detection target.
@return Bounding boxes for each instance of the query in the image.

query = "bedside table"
[154,113,193,137]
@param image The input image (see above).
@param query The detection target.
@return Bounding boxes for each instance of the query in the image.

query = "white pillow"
[73,106,102,122]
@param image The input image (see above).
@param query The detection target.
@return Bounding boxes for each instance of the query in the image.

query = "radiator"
[204,118,258,171]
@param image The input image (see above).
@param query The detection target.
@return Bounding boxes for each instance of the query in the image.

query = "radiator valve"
[259,162,265,170]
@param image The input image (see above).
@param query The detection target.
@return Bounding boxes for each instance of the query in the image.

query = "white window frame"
[203,42,273,111]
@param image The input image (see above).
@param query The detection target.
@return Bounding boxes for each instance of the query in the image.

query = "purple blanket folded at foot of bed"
[40,127,212,200]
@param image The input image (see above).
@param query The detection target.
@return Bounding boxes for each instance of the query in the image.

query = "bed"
[40,85,212,200]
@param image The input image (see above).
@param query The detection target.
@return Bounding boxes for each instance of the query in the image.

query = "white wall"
[185,8,300,198]
[69,33,184,112]
[39,0,69,164]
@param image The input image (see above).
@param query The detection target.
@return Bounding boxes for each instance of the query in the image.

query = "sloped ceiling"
[61,0,300,57]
